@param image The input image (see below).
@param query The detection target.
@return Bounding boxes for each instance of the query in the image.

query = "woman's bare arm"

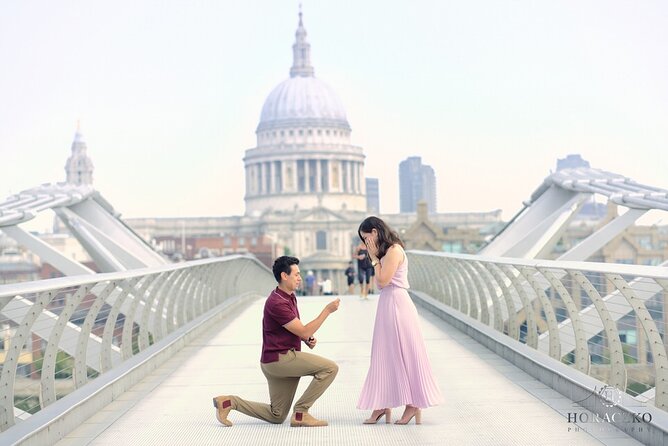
[373,245,402,287]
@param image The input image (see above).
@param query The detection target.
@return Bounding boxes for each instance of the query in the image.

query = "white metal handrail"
[0,254,274,431]
[408,250,668,410]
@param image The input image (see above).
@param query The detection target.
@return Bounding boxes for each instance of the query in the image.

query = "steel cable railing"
[408,250,668,411]
[0,254,274,431]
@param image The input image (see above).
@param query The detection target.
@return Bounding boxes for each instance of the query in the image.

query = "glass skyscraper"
[399,156,436,213]
[366,177,379,214]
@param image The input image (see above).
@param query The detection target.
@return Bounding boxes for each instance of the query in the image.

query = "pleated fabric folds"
[357,253,443,410]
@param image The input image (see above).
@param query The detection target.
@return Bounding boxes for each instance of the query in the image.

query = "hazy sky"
[1,1,667,230]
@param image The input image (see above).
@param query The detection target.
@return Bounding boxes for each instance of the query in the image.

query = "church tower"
[65,122,94,186]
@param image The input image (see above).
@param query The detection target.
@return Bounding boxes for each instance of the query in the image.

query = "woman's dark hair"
[272,256,300,283]
[357,216,404,259]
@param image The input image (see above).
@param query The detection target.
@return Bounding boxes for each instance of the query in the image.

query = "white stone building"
[245,12,366,215]
[236,11,368,290]
[125,12,502,294]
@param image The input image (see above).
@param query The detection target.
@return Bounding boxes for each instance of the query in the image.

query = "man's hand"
[326,298,340,314]
[284,299,341,340]
[305,336,317,349]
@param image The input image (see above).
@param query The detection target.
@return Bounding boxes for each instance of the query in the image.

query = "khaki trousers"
[230,349,339,423]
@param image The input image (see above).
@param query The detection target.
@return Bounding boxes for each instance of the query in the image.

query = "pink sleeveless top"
[380,245,410,289]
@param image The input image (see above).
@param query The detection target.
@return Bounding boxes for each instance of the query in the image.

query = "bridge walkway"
[55,295,642,446]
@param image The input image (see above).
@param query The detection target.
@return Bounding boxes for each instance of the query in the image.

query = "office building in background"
[399,156,436,213]
[366,178,379,214]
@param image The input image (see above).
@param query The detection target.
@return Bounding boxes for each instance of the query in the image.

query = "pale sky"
[1,1,667,231]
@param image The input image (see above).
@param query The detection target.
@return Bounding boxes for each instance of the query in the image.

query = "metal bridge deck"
[55,295,642,446]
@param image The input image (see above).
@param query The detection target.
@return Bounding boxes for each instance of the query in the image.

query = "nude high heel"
[395,408,421,425]
[363,408,391,424]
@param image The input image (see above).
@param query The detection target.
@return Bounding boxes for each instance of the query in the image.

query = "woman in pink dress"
[357,216,443,425]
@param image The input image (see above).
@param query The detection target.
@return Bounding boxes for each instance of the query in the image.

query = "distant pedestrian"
[319,277,333,296]
[344,261,356,294]
[305,270,316,296]
[354,240,374,299]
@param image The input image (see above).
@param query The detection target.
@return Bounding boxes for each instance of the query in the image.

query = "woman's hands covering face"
[365,232,379,260]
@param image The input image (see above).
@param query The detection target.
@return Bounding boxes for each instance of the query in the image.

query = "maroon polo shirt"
[261,287,301,363]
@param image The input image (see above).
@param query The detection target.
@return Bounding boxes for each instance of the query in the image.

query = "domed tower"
[244,10,366,215]
[65,122,94,186]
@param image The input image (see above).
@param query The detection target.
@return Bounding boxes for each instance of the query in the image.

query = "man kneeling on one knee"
[213,256,341,427]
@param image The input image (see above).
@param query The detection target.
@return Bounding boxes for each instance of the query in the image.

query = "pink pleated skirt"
[357,285,443,409]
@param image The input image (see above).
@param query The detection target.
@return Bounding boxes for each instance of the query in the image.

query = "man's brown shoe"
[212,396,234,426]
[290,411,328,427]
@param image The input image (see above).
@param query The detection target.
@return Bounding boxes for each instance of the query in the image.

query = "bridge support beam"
[0,225,93,276]
[558,208,647,261]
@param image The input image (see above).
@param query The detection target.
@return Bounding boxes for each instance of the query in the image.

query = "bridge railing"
[0,254,274,433]
[408,250,668,411]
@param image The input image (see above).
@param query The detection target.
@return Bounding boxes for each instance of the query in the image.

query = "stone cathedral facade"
[240,11,369,290]
[244,12,366,215]
[125,12,501,293]
[129,12,371,292]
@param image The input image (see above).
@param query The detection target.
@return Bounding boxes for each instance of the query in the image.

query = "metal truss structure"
[0,255,274,433]
[481,167,668,261]
[0,183,167,276]
[409,251,668,410]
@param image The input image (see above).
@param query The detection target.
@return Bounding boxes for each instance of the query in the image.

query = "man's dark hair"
[272,256,300,283]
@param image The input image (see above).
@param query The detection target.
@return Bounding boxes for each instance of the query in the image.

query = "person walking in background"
[356,217,442,425]
[353,239,373,299]
[368,262,376,295]
[213,256,341,427]
[318,277,333,296]
[344,261,356,294]
[305,270,316,296]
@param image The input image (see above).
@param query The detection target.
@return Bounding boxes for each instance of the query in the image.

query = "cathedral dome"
[258,76,349,131]
[244,10,366,216]
[255,10,350,133]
